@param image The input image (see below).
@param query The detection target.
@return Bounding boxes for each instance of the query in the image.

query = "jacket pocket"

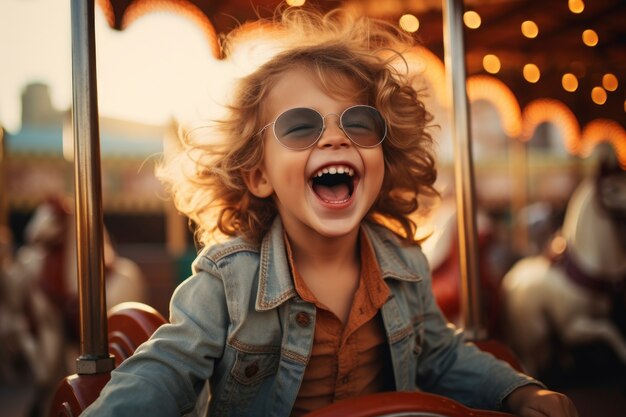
[230,350,280,386]
[213,350,280,416]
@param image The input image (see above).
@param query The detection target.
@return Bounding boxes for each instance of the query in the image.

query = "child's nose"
[317,115,351,149]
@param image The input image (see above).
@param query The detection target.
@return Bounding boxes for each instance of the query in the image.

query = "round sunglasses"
[256,105,387,150]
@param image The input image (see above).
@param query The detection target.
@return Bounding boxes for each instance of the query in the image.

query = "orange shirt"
[286,230,395,417]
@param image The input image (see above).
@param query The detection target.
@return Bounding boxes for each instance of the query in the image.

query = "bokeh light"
[602,73,618,91]
[561,73,578,92]
[591,86,607,105]
[523,63,540,83]
[482,54,501,74]
[463,11,481,29]
[582,29,598,46]
[521,20,539,38]
[399,14,420,33]
[568,0,585,14]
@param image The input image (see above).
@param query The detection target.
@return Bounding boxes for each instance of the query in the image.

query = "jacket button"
[295,312,311,327]
[245,361,259,378]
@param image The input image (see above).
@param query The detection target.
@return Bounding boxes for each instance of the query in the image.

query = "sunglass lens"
[274,108,323,149]
[342,106,386,147]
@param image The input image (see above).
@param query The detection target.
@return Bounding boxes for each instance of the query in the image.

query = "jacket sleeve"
[411,248,542,410]
[82,255,229,416]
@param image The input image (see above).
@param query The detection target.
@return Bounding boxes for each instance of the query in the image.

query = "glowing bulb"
[568,0,585,14]
[482,54,501,74]
[521,20,539,38]
[523,63,540,83]
[602,73,618,91]
[582,29,598,46]
[591,87,607,105]
[463,11,481,29]
[286,0,306,6]
[399,14,420,33]
[562,73,578,92]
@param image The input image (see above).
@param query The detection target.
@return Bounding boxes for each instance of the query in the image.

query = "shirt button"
[245,361,259,378]
[295,312,311,327]
[341,376,349,384]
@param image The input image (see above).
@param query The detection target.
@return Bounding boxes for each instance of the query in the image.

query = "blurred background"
[0,0,624,416]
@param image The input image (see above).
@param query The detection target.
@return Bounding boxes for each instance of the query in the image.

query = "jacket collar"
[255,217,298,311]
[255,217,420,311]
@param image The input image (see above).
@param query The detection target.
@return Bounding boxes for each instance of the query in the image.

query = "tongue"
[313,183,350,202]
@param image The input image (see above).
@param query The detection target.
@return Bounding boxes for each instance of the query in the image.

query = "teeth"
[313,165,355,178]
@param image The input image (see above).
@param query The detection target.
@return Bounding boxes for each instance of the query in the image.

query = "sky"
[0,0,230,133]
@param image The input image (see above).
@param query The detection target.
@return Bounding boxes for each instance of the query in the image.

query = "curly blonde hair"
[157,7,438,247]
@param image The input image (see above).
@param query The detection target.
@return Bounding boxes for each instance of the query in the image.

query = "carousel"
[0,0,624,416]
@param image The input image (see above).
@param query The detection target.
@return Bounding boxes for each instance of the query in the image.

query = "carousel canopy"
[97,0,626,131]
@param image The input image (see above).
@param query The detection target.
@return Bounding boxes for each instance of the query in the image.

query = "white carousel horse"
[17,197,147,335]
[501,164,626,376]
[1,197,146,415]
[0,222,65,390]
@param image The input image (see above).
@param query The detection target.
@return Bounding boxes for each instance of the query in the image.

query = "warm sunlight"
[93,7,224,125]
[0,0,232,132]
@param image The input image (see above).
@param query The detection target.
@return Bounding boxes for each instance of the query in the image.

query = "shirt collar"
[285,228,391,310]
[255,217,420,311]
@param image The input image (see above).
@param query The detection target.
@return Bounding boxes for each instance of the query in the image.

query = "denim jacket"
[83,217,537,417]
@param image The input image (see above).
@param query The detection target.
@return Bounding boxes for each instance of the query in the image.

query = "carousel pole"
[0,127,6,229]
[70,0,114,374]
[442,0,487,340]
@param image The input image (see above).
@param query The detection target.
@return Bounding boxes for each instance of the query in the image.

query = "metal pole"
[442,0,486,340]
[0,128,6,228]
[70,0,114,374]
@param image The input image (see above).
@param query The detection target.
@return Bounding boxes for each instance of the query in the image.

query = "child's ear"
[243,166,274,198]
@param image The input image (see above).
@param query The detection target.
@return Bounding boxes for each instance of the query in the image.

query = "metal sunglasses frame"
[255,104,387,150]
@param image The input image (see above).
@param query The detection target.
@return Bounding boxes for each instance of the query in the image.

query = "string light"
[582,29,598,47]
[602,73,618,91]
[399,14,420,33]
[521,20,539,38]
[482,54,501,74]
[523,64,540,83]
[591,87,607,105]
[562,73,578,92]
[463,11,481,29]
[568,0,585,14]
[286,0,306,6]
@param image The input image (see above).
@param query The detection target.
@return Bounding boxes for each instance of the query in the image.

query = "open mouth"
[310,165,357,204]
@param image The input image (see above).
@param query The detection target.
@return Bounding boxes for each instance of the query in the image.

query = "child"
[82,7,577,417]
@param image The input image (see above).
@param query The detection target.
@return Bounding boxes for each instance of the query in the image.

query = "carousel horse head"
[24,196,71,247]
[19,195,146,336]
[501,144,626,376]
[559,144,626,279]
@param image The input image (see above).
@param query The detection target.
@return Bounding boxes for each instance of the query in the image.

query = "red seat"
[48,302,167,417]
[302,391,514,417]
[107,302,167,367]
